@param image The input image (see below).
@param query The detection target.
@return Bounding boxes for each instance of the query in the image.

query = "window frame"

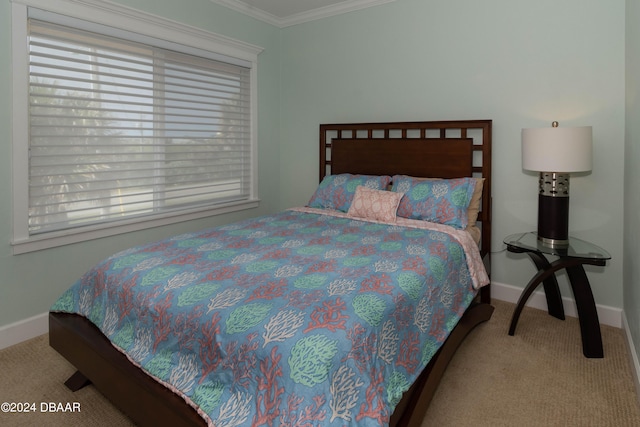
[11,0,263,254]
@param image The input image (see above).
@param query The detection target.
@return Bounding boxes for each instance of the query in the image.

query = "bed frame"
[50,119,493,427]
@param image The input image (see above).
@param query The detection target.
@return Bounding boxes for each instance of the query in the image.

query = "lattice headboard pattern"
[319,120,492,259]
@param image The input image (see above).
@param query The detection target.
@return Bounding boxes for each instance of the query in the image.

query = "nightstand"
[503,232,611,358]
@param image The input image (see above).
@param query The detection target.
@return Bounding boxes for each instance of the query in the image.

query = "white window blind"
[27,18,253,235]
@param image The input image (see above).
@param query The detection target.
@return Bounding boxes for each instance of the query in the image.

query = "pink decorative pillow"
[347,186,403,222]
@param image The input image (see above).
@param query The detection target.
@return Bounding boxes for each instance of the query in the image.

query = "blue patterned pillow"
[307,174,392,212]
[390,175,477,229]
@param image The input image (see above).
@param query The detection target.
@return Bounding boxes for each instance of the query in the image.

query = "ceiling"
[210,0,395,27]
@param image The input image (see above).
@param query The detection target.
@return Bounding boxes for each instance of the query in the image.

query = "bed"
[49,119,493,427]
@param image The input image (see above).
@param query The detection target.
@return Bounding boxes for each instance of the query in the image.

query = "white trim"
[0,313,48,350]
[210,0,397,28]
[210,0,282,27]
[622,312,640,404]
[12,200,260,254]
[11,2,30,247]
[491,281,622,328]
[12,0,263,58]
[28,7,252,67]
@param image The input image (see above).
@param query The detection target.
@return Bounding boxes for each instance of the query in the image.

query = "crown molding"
[210,0,396,28]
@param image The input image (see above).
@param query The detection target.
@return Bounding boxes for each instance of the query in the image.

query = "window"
[11,0,262,254]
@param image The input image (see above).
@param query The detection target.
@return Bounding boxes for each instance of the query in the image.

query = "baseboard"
[0,312,48,350]
[491,281,622,328]
[622,312,640,403]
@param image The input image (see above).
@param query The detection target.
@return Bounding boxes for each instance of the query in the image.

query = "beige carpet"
[1,300,639,426]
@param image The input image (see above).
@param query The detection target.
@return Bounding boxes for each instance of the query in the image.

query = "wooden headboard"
[319,120,492,262]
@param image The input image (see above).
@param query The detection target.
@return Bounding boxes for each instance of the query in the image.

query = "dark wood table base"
[508,250,605,358]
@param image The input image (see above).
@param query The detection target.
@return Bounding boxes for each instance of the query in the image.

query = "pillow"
[467,177,485,226]
[391,176,484,226]
[347,186,403,222]
[391,175,478,229]
[307,174,392,212]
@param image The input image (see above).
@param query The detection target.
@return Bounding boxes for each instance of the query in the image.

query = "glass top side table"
[504,232,611,358]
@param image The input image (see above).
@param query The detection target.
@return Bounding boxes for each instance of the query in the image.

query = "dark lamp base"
[537,194,569,248]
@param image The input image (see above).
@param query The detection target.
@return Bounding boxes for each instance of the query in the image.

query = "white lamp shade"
[522,126,593,172]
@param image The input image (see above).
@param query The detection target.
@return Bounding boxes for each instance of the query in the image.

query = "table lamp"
[522,121,592,248]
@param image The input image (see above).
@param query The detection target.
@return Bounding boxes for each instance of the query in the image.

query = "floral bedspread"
[51,208,488,426]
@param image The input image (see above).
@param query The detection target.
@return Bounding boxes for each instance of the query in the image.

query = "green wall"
[0,0,630,337]
[0,0,282,328]
[625,0,640,367]
[278,0,626,310]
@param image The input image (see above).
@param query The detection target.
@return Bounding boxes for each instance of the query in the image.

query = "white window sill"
[11,199,260,255]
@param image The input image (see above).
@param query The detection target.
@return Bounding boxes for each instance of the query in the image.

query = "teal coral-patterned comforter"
[51,208,488,426]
